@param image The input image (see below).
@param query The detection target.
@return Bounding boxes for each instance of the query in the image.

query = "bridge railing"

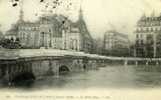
[0,49,20,59]
[0,49,161,61]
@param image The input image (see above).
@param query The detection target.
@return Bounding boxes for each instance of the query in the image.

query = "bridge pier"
[97,59,103,67]
[72,59,82,72]
[54,61,60,77]
[124,60,128,66]
[9,64,16,85]
[146,61,149,66]
[0,63,15,85]
[79,59,84,71]
[4,62,35,85]
[135,61,138,66]
[5,64,10,85]
[86,60,92,70]
[156,61,159,65]
[46,60,54,76]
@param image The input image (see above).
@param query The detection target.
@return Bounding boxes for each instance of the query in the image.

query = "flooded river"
[3,65,161,90]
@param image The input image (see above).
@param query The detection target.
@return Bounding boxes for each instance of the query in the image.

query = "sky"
[0,0,161,41]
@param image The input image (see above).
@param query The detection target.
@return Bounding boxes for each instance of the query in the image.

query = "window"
[136,40,139,45]
[140,34,143,38]
[136,34,139,38]
[141,40,143,45]
[23,33,26,39]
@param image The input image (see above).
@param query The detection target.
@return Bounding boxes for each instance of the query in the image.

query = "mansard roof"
[139,14,161,22]
[15,13,92,39]
[136,13,161,27]
[105,30,128,38]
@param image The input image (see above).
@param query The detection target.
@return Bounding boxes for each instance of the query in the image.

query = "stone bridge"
[0,49,161,85]
[0,49,105,85]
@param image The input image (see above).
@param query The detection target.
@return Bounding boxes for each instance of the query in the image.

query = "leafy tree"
[0,38,21,49]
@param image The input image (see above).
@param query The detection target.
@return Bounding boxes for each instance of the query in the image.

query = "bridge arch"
[83,64,87,70]
[59,65,70,74]
[11,72,35,86]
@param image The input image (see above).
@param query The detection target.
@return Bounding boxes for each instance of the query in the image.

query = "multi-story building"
[62,8,93,53]
[91,38,104,54]
[17,14,63,48]
[103,30,130,56]
[134,13,161,57]
[6,7,93,53]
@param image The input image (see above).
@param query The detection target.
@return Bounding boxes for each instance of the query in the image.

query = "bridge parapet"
[0,49,161,85]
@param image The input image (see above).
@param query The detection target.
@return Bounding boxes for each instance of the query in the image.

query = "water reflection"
[3,65,161,90]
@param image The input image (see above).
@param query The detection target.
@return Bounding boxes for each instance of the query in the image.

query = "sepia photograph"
[0,0,161,100]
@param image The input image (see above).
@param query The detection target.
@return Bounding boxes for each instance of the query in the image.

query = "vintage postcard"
[0,0,161,100]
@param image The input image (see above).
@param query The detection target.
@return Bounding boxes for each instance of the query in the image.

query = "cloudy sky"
[0,0,161,40]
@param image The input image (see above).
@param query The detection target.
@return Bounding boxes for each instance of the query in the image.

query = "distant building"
[103,30,130,56]
[7,7,93,53]
[92,38,104,54]
[17,14,62,48]
[134,13,161,57]
[62,24,81,51]
[62,8,93,53]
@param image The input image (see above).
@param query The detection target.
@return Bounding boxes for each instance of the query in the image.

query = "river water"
[2,65,161,90]
[11,65,161,90]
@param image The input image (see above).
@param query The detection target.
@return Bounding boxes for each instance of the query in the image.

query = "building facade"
[62,9,93,53]
[103,30,130,56]
[134,13,161,58]
[6,7,93,53]
[92,38,104,55]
